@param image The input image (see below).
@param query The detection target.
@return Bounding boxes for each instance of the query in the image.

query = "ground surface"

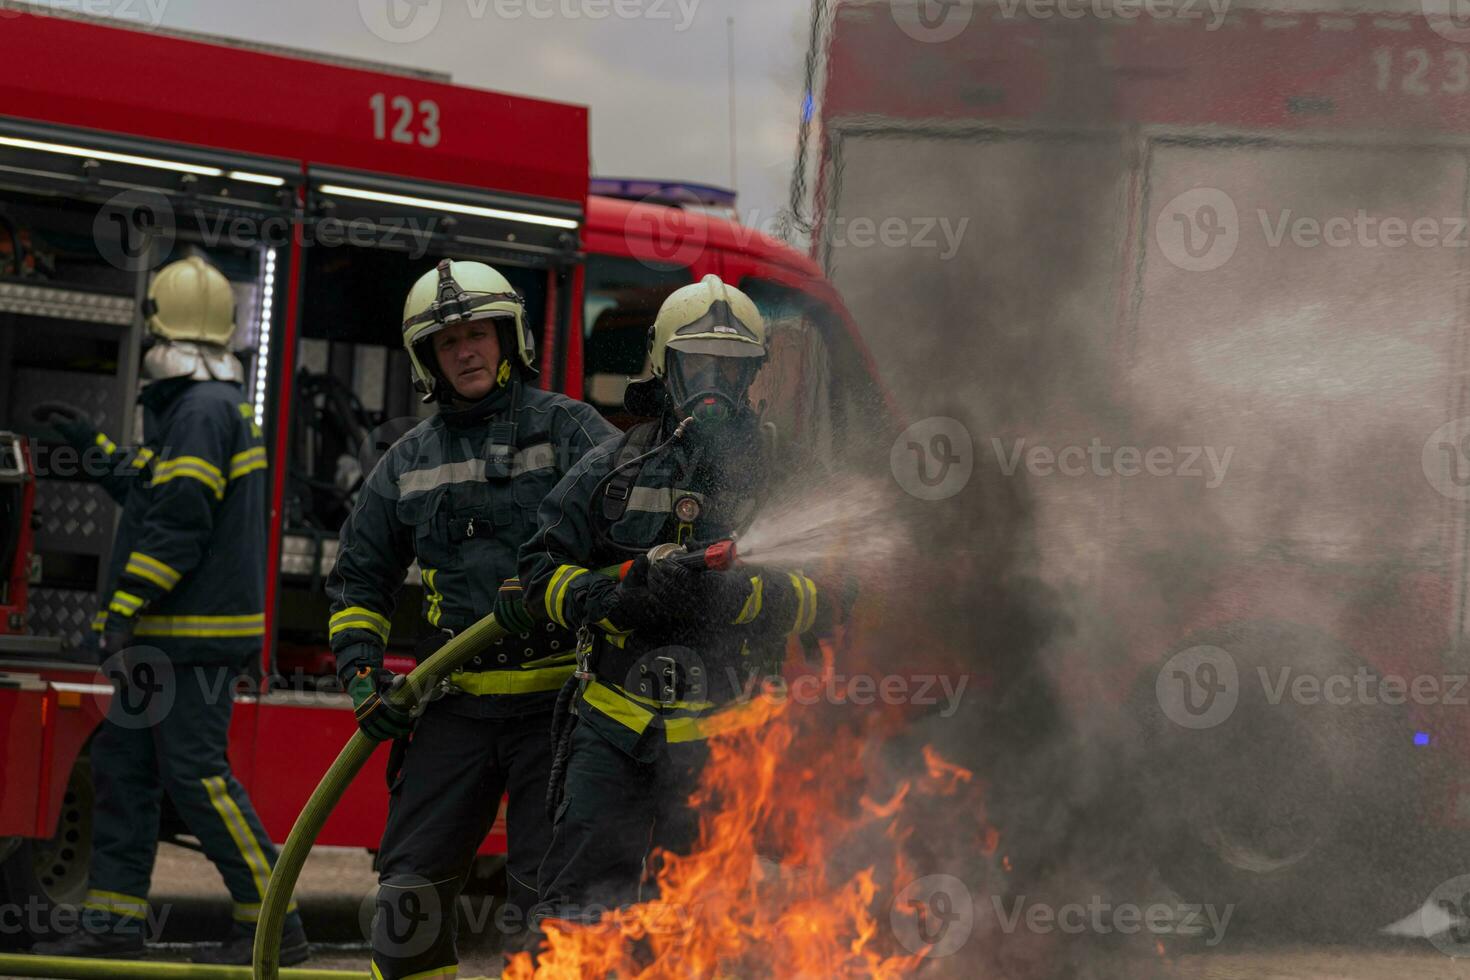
[9,845,1470,978]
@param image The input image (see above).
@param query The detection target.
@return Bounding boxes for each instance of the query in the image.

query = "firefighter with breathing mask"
[521,274,844,928]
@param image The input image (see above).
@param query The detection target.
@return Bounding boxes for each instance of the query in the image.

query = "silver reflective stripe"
[626,487,705,514]
[397,459,484,497]
[512,442,555,477]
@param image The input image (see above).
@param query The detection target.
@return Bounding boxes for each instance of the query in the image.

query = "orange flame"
[507,688,986,979]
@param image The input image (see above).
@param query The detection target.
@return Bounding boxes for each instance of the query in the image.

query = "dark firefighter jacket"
[327,380,617,718]
[519,417,837,757]
[88,378,269,665]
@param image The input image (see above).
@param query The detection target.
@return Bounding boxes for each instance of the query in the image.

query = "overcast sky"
[58,0,815,227]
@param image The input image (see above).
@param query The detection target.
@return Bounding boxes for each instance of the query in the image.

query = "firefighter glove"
[31,401,98,450]
[704,569,756,624]
[585,556,660,633]
[97,611,136,662]
[647,556,707,623]
[494,577,536,634]
[348,667,416,741]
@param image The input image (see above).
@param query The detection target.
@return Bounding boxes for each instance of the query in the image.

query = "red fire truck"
[0,9,882,937]
[814,0,1470,933]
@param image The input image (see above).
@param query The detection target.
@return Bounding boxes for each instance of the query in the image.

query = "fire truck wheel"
[1131,620,1438,939]
[0,756,93,946]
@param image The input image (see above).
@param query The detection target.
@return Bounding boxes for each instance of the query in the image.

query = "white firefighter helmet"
[141,256,244,383]
[648,273,766,376]
[632,274,766,423]
[401,259,534,401]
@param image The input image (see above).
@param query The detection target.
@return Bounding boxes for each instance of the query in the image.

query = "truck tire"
[1132,620,1440,938]
[0,756,93,946]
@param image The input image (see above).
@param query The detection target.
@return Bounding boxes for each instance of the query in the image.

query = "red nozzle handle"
[701,539,737,572]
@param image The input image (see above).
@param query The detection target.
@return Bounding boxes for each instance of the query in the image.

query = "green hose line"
[252,612,509,980]
[0,952,364,979]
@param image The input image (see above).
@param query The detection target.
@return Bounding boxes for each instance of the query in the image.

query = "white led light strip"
[0,135,286,186]
[253,248,277,429]
[0,135,224,176]
[318,183,579,230]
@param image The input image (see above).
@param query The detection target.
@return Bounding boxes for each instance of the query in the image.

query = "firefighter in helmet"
[521,274,844,927]
[327,259,616,976]
[30,256,306,965]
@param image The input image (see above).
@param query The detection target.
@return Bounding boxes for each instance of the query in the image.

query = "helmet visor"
[666,350,759,419]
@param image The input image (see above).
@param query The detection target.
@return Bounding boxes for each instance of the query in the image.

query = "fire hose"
[249,610,510,980]
[254,539,735,978]
[255,539,735,978]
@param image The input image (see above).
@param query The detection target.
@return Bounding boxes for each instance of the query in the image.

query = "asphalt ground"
[52,845,1470,979]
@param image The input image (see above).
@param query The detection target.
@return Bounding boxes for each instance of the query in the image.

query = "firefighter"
[328,259,616,976]
[521,274,842,927]
[29,256,307,965]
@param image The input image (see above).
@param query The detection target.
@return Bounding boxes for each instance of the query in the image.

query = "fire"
[507,679,987,979]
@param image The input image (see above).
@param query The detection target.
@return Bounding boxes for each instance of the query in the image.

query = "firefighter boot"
[191,913,309,966]
[30,922,145,957]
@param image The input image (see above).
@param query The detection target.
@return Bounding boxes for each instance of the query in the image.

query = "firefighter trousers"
[87,654,299,931]
[532,719,708,927]
[371,698,554,979]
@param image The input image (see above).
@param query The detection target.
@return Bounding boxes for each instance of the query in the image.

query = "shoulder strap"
[600,420,661,526]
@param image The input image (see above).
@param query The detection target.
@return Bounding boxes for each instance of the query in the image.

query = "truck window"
[739,278,838,472]
[583,254,690,421]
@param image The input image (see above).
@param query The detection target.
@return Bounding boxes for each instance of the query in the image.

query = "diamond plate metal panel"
[27,587,97,651]
[8,367,125,439]
[32,480,113,555]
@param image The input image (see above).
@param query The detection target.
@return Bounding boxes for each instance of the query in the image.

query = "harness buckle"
[654,654,680,705]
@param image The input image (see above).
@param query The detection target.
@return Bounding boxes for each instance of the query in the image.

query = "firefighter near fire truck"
[26,256,309,966]
[522,273,840,927]
[326,258,616,976]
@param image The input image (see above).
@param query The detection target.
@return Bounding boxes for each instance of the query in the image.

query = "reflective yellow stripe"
[595,617,631,638]
[373,966,457,980]
[449,664,576,695]
[799,574,818,633]
[666,698,778,743]
[229,446,268,480]
[133,613,266,638]
[93,432,117,454]
[82,889,149,920]
[330,605,390,643]
[422,569,443,628]
[582,679,655,734]
[154,455,226,498]
[125,551,182,589]
[130,447,156,470]
[546,565,588,628]
[108,590,145,616]
[733,575,763,625]
[203,775,273,900]
[583,680,778,742]
[788,572,816,635]
[91,611,106,631]
[153,462,227,499]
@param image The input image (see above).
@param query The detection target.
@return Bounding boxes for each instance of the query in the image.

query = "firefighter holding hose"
[521,274,843,928]
[327,259,615,976]
[29,256,307,965]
